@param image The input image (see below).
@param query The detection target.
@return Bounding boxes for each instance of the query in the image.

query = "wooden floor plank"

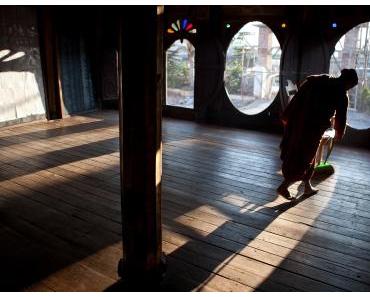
[162,168,370,242]
[0,111,369,291]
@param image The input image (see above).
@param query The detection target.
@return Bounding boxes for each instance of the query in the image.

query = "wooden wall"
[163,6,370,148]
[1,6,369,148]
[0,6,46,127]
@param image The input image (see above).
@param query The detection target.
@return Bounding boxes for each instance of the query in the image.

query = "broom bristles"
[314,162,335,176]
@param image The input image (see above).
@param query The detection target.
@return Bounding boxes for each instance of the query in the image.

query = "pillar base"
[114,252,167,291]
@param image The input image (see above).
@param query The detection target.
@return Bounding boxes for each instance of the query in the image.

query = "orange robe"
[280,74,348,182]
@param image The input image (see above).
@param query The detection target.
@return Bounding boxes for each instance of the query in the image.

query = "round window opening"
[224,21,281,115]
[329,22,370,130]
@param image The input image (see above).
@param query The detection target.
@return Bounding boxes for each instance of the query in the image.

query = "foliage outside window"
[329,21,370,129]
[224,21,281,115]
[166,39,194,109]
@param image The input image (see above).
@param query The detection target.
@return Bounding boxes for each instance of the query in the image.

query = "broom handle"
[324,138,335,164]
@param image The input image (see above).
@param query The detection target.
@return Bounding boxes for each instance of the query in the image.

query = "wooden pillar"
[118,6,165,287]
[38,7,63,120]
[194,6,223,122]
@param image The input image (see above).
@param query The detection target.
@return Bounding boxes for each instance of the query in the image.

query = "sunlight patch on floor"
[173,209,229,235]
[0,156,120,191]
[196,175,337,290]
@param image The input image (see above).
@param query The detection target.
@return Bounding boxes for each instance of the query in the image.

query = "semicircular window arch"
[224,21,281,115]
[329,21,370,130]
[166,39,195,109]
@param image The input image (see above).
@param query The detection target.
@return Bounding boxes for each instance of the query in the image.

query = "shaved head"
[340,68,358,90]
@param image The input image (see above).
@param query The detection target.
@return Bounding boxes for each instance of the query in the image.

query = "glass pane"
[166,39,195,109]
[224,21,281,115]
[329,22,370,130]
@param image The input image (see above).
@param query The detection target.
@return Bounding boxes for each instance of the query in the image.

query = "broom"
[314,138,335,176]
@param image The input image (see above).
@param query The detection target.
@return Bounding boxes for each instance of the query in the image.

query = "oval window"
[166,39,195,109]
[329,22,370,130]
[224,21,281,115]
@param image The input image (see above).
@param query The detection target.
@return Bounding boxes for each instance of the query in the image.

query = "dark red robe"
[280,74,348,182]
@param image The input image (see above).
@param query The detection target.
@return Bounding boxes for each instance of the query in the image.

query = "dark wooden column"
[118,6,165,287]
[38,7,63,120]
[194,6,224,122]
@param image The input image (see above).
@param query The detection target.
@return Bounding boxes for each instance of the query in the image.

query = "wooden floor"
[0,111,370,291]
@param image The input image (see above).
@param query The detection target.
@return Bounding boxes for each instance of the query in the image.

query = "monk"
[277,69,358,199]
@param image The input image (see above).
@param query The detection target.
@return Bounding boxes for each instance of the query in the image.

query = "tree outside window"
[166,39,195,109]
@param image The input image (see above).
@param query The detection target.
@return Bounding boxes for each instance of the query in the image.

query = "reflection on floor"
[0,110,369,291]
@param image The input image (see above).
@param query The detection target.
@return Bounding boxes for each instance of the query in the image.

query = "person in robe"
[277,68,358,199]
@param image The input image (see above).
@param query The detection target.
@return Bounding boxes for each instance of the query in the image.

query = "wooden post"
[38,7,63,120]
[117,6,165,287]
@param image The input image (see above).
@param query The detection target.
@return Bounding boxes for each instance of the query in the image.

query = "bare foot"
[277,184,294,200]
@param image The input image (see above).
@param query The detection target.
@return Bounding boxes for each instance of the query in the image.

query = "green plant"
[360,86,370,113]
[166,40,194,90]
[225,60,242,94]
[167,57,189,89]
